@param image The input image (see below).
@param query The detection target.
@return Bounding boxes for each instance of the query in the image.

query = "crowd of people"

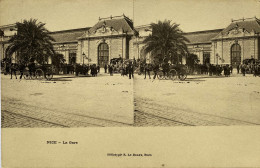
[238,63,260,77]
[187,63,260,77]
[2,57,260,80]
[108,62,134,79]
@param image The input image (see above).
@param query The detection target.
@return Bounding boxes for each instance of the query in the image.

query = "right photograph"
[133,0,260,126]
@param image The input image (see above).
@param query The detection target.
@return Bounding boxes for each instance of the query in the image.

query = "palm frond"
[6,18,55,65]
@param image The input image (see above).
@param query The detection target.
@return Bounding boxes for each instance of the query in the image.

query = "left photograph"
[1,0,135,127]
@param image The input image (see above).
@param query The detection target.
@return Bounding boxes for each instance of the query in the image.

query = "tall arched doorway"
[98,43,109,67]
[231,43,241,66]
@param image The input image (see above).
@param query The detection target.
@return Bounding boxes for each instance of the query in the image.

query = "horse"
[10,63,19,79]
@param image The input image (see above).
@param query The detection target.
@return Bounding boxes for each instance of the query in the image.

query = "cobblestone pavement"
[133,74,260,126]
[1,98,132,127]
[1,73,133,128]
[134,97,258,126]
[2,74,260,127]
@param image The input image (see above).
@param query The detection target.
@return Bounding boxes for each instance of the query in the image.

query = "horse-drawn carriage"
[134,62,188,81]
[1,61,54,80]
[24,64,54,80]
[157,64,188,81]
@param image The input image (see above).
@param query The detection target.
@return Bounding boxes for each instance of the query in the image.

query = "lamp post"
[82,52,86,65]
[216,53,219,65]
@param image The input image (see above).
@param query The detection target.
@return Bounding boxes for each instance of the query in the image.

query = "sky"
[0,0,260,32]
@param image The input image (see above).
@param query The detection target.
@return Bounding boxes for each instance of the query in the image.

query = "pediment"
[214,27,252,40]
[228,28,244,35]
[91,25,119,36]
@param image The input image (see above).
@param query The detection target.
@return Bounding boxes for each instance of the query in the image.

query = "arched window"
[231,43,241,66]
[98,43,109,67]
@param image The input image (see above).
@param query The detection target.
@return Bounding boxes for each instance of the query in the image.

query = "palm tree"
[143,20,189,64]
[6,19,55,65]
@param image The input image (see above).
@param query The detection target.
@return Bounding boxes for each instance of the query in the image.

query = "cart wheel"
[45,72,53,80]
[169,69,178,80]
[31,73,37,80]
[157,70,164,80]
[24,73,30,80]
[179,72,187,81]
[35,69,44,80]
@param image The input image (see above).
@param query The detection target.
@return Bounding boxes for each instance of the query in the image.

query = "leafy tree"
[52,53,66,68]
[186,53,199,73]
[6,19,55,65]
[143,20,189,64]
[186,53,199,64]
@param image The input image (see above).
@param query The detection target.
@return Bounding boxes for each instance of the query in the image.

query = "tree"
[6,19,55,65]
[143,20,189,64]
[52,53,66,68]
[186,53,199,73]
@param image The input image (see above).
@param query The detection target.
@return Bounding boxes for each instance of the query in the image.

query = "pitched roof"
[49,27,90,43]
[88,15,135,35]
[184,29,223,44]
[221,17,260,34]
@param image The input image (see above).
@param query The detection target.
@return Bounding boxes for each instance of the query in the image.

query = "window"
[203,52,210,65]
[69,52,76,64]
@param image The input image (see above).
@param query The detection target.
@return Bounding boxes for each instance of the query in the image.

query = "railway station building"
[1,15,260,67]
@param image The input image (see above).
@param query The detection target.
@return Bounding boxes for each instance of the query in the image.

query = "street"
[1,73,134,127]
[1,72,260,127]
[134,73,260,126]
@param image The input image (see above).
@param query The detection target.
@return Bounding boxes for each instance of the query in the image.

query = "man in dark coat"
[90,65,94,77]
[153,63,159,79]
[19,62,26,79]
[109,64,113,76]
[162,62,170,76]
[97,65,100,73]
[104,64,107,73]
[128,62,134,79]
[144,63,151,79]
[28,61,36,77]
[241,64,246,76]
[237,64,240,74]
[10,63,18,79]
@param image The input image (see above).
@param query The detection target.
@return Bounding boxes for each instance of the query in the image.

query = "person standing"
[144,63,151,79]
[153,62,159,79]
[237,64,240,74]
[10,63,17,79]
[104,64,107,73]
[109,64,113,76]
[121,64,126,76]
[241,64,246,76]
[162,62,170,76]
[223,65,227,77]
[90,65,94,77]
[19,62,25,79]
[97,65,100,73]
[128,62,134,79]
[227,65,230,77]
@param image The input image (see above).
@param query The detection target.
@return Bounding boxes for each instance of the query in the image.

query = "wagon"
[157,64,187,81]
[24,64,54,80]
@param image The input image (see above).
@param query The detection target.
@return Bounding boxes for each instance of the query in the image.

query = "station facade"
[1,15,260,66]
